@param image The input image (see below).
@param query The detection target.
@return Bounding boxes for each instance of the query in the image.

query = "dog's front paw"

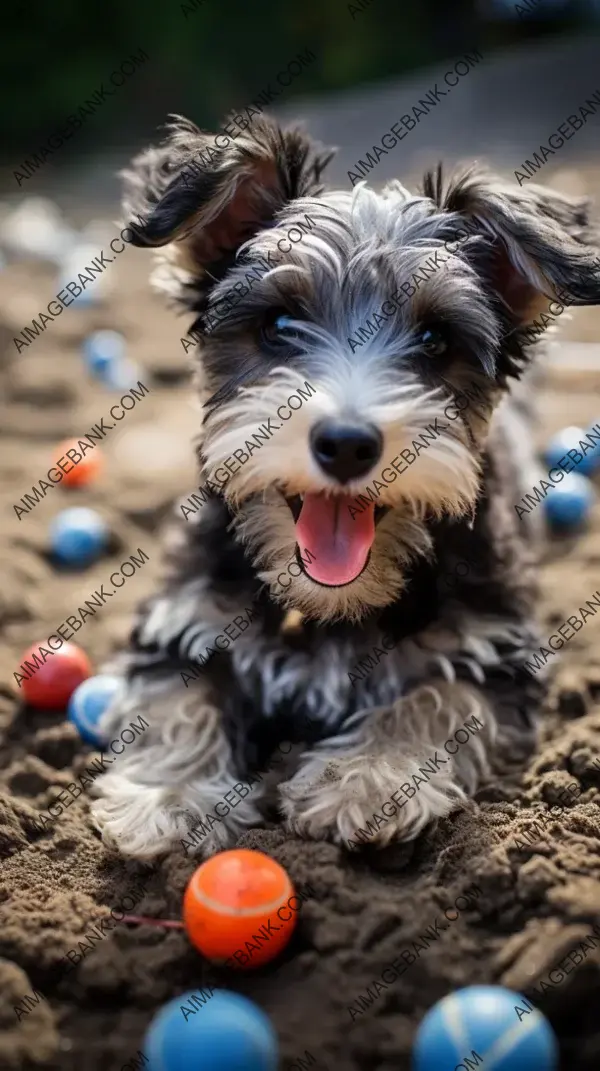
[91,767,264,860]
[91,773,192,859]
[279,752,467,849]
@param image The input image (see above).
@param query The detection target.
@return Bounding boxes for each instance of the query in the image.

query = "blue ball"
[145,990,278,1071]
[67,674,120,747]
[83,330,126,381]
[49,508,109,568]
[104,358,143,390]
[413,986,558,1071]
[544,472,594,529]
[584,419,600,472]
[57,275,97,308]
[544,425,600,477]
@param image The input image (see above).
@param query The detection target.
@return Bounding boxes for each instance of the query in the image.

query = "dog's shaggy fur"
[91,113,600,859]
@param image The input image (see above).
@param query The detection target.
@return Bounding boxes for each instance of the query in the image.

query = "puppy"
[91,113,600,859]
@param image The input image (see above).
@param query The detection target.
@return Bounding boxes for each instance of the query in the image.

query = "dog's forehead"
[227,185,468,312]
[265,185,447,251]
[202,184,500,379]
[214,185,484,329]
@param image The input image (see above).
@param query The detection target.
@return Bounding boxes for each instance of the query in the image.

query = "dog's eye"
[260,309,301,353]
[418,328,448,356]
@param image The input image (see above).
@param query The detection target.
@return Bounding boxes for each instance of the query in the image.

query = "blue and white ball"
[104,358,143,391]
[413,986,558,1071]
[83,330,126,381]
[584,419,600,472]
[145,990,278,1071]
[1,197,75,263]
[67,675,120,747]
[544,425,600,477]
[544,472,594,529]
[49,508,109,568]
[58,243,107,307]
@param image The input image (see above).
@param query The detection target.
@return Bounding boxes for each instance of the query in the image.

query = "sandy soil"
[1,168,600,1071]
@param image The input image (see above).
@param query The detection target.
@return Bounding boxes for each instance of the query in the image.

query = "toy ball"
[104,358,143,391]
[144,989,278,1071]
[544,425,600,477]
[49,507,109,568]
[83,330,126,381]
[58,242,108,306]
[183,849,297,969]
[19,642,92,709]
[412,985,558,1071]
[544,472,594,529]
[1,197,75,263]
[584,419,600,470]
[54,438,103,488]
[67,674,120,747]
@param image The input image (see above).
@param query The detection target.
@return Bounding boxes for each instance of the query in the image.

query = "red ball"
[19,642,93,709]
[54,438,103,488]
[183,849,297,969]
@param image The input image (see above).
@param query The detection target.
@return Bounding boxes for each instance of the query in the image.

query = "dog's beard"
[289,427,479,590]
[210,455,483,625]
[233,491,421,622]
[201,369,484,621]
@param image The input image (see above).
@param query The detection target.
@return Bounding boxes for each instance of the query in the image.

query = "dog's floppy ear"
[424,165,600,321]
[121,113,334,274]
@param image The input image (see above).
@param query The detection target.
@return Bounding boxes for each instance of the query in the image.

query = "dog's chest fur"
[137,503,533,759]
[129,409,541,779]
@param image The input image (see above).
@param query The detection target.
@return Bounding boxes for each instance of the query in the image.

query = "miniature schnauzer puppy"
[91,113,600,859]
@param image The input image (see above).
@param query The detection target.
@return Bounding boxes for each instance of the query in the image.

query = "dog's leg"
[279,679,497,848]
[89,565,265,860]
[90,664,263,859]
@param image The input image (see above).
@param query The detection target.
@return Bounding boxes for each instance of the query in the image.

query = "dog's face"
[193,191,497,624]
[125,115,600,623]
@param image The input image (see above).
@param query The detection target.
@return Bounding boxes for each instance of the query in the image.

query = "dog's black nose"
[310,421,383,483]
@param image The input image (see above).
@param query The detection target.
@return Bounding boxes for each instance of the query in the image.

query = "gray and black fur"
[91,113,600,858]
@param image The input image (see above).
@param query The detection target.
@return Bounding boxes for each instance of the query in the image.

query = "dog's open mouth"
[284,493,385,587]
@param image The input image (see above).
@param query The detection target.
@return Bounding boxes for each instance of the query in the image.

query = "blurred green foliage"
[2,0,588,157]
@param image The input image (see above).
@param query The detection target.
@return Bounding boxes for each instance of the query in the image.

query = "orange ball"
[19,641,92,709]
[54,439,103,488]
[183,849,297,969]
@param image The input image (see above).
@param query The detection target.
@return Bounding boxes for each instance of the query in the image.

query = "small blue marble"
[67,675,120,747]
[49,508,109,568]
[83,330,126,380]
[544,425,600,477]
[544,472,594,529]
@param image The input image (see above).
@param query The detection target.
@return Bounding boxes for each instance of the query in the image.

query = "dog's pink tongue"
[295,493,375,586]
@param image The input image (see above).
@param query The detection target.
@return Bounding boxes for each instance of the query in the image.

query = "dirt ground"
[1,163,600,1071]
